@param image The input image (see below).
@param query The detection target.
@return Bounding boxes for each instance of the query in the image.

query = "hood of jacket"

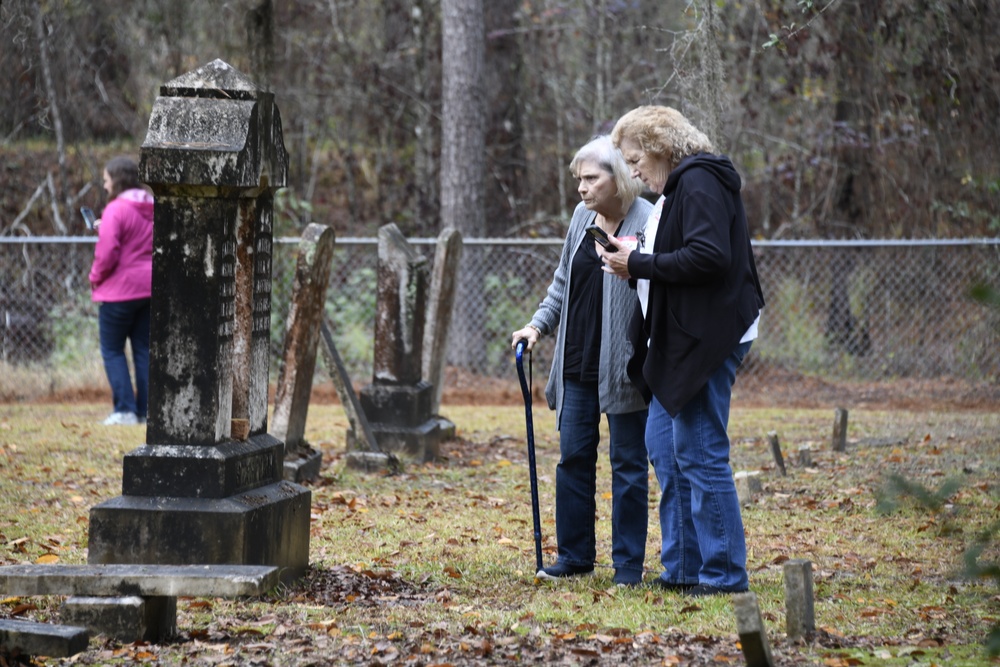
[113,188,155,215]
[663,153,742,196]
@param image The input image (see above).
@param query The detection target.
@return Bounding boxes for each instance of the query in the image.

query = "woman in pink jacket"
[89,156,154,426]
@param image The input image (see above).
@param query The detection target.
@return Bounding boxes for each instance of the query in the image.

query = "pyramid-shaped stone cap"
[160,58,263,101]
[140,57,287,190]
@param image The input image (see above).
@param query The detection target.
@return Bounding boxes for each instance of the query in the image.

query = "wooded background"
[1,0,998,241]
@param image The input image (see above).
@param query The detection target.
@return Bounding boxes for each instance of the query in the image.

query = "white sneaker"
[102,411,138,425]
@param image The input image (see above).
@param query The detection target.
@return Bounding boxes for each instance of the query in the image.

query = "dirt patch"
[732,364,1000,411]
[16,365,999,412]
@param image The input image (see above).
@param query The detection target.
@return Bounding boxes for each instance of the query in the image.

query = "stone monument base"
[282,445,323,483]
[355,380,455,462]
[88,481,310,584]
[434,415,457,441]
[359,381,433,426]
[346,418,450,462]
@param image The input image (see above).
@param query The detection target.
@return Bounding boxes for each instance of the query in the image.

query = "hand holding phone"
[585,224,618,252]
[80,207,97,230]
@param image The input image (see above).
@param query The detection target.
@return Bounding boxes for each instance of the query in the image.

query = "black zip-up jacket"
[625,153,765,416]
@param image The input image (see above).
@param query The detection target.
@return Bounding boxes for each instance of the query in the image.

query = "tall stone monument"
[87,59,310,582]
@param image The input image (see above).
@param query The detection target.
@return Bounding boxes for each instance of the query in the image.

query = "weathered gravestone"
[87,59,310,583]
[832,407,849,452]
[271,223,336,482]
[734,592,776,667]
[783,558,815,641]
[767,431,787,476]
[734,470,762,506]
[349,223,454,461]
[798,444,813,468]
[421,227,462,426]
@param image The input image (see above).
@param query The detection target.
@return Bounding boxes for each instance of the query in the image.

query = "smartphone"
[585,224,617,252]
[80,207,97,230]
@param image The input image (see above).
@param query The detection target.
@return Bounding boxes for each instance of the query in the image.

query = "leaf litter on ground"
[1,402,998,665]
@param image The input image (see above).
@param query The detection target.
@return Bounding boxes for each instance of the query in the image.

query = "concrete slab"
[63,595,177,643]
[0,563,279,598]
[0,618,89,658]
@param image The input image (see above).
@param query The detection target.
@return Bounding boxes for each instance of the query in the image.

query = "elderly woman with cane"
[511,135,651,587]
[599,106,765,597]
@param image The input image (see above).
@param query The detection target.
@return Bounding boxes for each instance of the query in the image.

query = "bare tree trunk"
[593,0,608,124]
[824,2,881,350]
[828,0,881,239]
[547,75,569,220]
[32,3,68,233]
[245,0,275,91]
[697,0,725,149]
[413,0,440,233]
[483,0,526,234]
[441,0,486,370]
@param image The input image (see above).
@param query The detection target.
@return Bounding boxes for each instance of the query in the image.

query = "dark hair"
[104,156,141,199]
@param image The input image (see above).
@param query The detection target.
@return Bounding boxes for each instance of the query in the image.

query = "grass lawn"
[1,401,998,665]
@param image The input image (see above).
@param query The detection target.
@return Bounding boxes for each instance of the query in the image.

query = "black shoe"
[613,570,643,587]
[685,584,747,598]
[536,562,594,581]
[652,578,694,592]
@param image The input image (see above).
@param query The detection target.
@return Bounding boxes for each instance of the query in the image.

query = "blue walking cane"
[514,338,544,575]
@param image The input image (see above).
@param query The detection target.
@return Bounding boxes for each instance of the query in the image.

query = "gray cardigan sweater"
[529,198,653,426]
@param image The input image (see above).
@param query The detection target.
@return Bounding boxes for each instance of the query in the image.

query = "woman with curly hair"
[600,106,765,597]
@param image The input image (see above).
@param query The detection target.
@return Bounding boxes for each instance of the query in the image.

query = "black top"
[625,153,765,416]
[564,220,622,383]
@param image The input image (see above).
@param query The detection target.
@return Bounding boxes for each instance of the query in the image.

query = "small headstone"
[798,444,813,468]
[734,470,762,506]
[832,407,848,452]
[733,592,776,667]
[767,431,786,476]
[783,559,815,641]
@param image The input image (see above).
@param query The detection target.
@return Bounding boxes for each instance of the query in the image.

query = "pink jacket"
[89,189,155,303]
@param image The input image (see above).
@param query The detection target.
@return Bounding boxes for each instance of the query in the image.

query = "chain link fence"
[2,236,999,402]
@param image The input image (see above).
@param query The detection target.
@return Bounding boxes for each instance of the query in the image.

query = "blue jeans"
[555,379,649,575]
[647,341,752,591]
[98,299,151,418]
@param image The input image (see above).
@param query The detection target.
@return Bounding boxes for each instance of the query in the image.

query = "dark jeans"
[98,298,151,418]
[646,340,752,591]
[555,379,649,575]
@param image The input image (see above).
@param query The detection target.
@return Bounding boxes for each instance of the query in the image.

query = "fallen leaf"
[10,603,38,616]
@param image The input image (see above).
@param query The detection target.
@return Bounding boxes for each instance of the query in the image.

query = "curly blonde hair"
[611,106,714,173]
